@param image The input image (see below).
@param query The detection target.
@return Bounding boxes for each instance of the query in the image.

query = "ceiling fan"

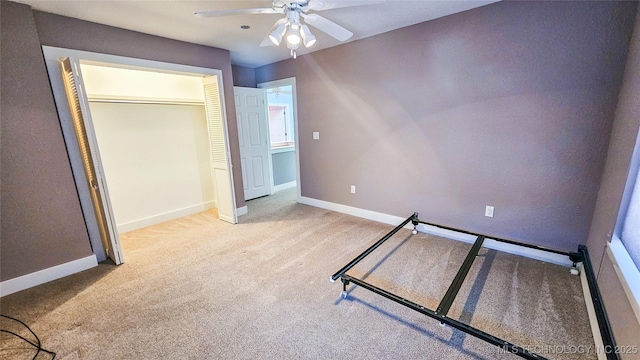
[195,1,363,59]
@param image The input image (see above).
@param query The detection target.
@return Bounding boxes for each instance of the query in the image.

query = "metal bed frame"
[330,213,619,360]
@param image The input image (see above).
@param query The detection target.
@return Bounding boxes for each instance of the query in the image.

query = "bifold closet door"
[203,76,237,224]
[59,57,123,264]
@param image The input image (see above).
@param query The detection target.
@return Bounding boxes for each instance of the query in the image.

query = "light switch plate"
[313,132,319,140]
[485,206,494,218]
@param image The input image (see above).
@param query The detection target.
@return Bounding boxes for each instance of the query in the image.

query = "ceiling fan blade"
[302,13,353,42]
[302,0,385,12]
[195,8,282,18]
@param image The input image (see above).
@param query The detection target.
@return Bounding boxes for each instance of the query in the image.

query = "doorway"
[42,46,238,264]
[258,78,300,199]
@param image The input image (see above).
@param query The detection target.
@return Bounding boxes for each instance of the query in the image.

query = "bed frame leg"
[569,262,580,275]
[569,252,582,276]
[411,212,419,235]
[341,278,350,298]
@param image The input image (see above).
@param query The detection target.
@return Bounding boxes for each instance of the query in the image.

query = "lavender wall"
[255,60,296,86]
[33,10,246,211]
[256,1,636,252]
[232,65,257,88]
[1,1,93,281]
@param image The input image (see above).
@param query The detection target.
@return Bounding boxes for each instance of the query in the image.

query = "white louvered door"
[59,57,123,265]
[202,76,237,224]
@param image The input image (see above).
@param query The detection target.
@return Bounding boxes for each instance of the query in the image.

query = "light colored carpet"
[1,188,595,359]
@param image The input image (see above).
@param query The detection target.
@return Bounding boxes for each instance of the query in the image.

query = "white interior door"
[203,76,237,224]
[234,87,271,201]
[59,57,123,265]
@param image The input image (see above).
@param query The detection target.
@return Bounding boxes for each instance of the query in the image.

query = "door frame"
[42,46,237,262]
[257,77,301,199]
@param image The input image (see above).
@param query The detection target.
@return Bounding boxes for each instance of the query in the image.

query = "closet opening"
[43,46,237,264]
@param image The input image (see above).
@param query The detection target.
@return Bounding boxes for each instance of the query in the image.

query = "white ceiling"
[15,0,499,68]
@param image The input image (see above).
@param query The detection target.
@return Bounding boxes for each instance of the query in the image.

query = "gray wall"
[586,4,640,357]
[0,1,245,282]
[256,60,296,85]
[1,1,94,280]
[256,1,636,253]
[272,151,297,186]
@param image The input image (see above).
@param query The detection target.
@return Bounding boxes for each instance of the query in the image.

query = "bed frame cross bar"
[436,235,485,316]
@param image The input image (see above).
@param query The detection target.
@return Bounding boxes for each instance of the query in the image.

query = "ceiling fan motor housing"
[286,7,302,23]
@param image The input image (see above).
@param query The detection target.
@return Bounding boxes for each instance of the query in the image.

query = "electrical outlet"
[485,206,494,218]
[313,132,320,140]
[350,185,356,194]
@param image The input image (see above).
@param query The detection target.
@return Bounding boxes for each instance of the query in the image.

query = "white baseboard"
[0,255,98,297]
[118,201,216,233]
[298,196,573,267]
[273,181,297,193]
[298,196,408,226]
[237,205,248,217]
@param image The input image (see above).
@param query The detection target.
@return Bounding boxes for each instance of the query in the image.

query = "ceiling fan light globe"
[269,22,287,46]
[287,35,301,45]
[286,31,301,46]
[300,25,316,47]
[304,37,317,47]
[269,33,282,46]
